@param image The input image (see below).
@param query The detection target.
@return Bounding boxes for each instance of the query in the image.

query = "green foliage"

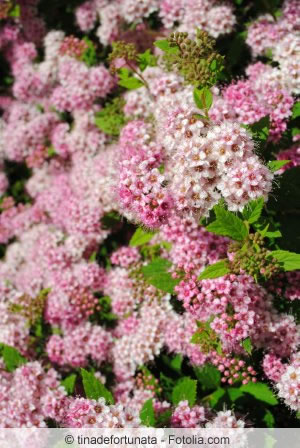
[154,39,179,54]
[206,205,248,241]
[240,382,278,405]
[194,364,221,391]
[118,68,144,90]
[242,337,253,355]
[140,399,156,427]
[198,260,230,280]
[268,160,290,172]
[81,37,97,66]
[193,87,213,117]
[268,250,300,271]
[141,257,180,293]
[138,49,157,71]
[162,354,183,373]
[242,197,264,224]
[9,4,21,18]
[248,116,270,145]
[94,98,127,136]
[96,296,118,326]
[208,388,226,408]
[190,319,223,355]
[172,377,197,406]
[129,227,156,246]
[61,374,76,395]
[0,344,27,372]
[291,102,300,120]
[80,368,114,404]
[263,409,275,428]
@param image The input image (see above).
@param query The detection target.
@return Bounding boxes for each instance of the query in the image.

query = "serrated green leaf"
[194,364,221,391]
[172,377,197,406]
[141,258,180,293]
[268,160,290,172]
[154,39,179,54]
[61,374,76,395]
[0,344,27,372]
[240,382,278,405]
[81,368,114,404]
[206,206,248,241]
[193,87,213,111]
[242,197,264,224]
[198,260,230,280]
[242,337,253,355]
[292,102,300,120]
[140,398,156,427]
[268,250,300,271]
[129,227,155,247]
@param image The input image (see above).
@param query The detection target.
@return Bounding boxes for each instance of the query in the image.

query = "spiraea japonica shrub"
[0,0,299,429]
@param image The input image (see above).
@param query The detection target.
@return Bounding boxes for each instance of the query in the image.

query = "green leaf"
[227,388,244,402]
[119,77,144,90]
[0,344,27,372]
[240,382,278,405]
[263,409,275,428]
[209,387,225,408]
[249,116,270,142]
[268,160,290,172]
[268,250,300,271]
[292,102,300,120]
[242,197,264,224]
[172,377,197,407]
[141,258,180,293]
[242,337,253,355]
[118,68,144,89]
[206,205,248,241]
[81,37,97,67]
[265,230,281,239]
[80,369,114,404]
[154,39,179,54]
[194,364,221,391]
[138,49,157,71]
[61,374,76,395]
[9,4,21,17]
[162,354,183,373]
[198,260,230,280]
[140,399,156,427]
[292,127,300,138]
[129,227,155,247]
[193,87,213,111]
